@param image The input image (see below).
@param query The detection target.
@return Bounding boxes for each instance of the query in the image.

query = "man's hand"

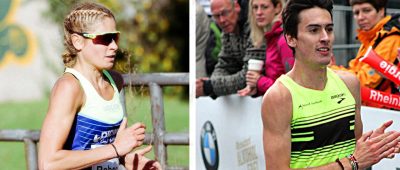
[124,146,162,170]
[371,120,393,138]
[353,130,400,169]
[196,77,209,97]
[370,120,400,158]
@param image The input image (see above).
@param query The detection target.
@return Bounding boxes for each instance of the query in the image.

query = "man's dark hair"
[282,0,333,38]
[349,0,387,15]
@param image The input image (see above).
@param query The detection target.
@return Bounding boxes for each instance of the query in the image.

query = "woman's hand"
[237,86,257,96]
[237,70,261,96]
[245,71,261,87]
[113,118,146,156]
[125,146,162,170]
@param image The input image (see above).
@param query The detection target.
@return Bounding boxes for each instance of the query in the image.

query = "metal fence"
[0,73,189,170]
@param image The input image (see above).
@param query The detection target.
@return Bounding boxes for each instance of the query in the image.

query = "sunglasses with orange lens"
[76,31,120,46]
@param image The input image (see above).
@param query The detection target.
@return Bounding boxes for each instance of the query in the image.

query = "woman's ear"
[71,34,84,51]
[377,7,385,18]
[275,2,283,15]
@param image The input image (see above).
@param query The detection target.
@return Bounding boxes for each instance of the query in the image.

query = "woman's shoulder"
[107,70,124,92]
[49,73,84,106]
[54,73,82,94]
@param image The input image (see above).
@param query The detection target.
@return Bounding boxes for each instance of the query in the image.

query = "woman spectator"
[238,0,294,96]
[332,0,400,108]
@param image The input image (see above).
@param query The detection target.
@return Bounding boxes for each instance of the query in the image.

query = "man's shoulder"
[333,69,360,90]
[262,79,293,118]
[263,80,291,105]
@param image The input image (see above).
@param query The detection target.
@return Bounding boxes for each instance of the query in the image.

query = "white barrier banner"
[196,95,400,170]
[196,95,264,170]
[361,106,400,169]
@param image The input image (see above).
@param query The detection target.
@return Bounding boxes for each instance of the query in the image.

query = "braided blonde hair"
[62,2,115,67]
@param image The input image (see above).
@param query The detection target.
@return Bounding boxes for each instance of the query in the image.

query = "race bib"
[91,144,120,170]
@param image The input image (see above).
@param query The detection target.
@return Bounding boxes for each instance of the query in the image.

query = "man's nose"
[320,30,330,42]
[218,15,226,23]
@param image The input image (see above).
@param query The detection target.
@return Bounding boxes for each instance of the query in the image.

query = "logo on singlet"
[331,93,345,104]
[298,100,322,109]
[93,129,118,144]
[337,98,346,104]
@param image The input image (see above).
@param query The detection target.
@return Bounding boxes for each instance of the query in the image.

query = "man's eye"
[221,11,227,16]
[310,29,318,33]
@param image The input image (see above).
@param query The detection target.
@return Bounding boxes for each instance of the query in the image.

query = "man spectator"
[196,0,265,98]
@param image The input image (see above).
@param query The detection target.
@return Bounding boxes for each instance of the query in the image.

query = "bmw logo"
[200,121,219,170]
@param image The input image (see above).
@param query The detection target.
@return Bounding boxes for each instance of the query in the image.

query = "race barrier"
[0,73,189,170]
[361,87,400,110]
[196,96,264,170]
[196,95,400,170]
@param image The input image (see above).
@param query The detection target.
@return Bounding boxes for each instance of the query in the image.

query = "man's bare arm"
[261,78,400,169]
[336,70,362,139]
[262,82,292,170]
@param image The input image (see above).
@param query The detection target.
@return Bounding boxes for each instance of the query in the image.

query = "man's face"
[352,3,384,31]
[211,0,240,33]
[286,7,334,66]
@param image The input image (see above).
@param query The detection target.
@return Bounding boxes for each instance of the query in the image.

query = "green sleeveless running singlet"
[278,68,356,168]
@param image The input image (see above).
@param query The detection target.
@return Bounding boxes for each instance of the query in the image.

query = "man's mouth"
[317,47,330,56]
[317,47,330,52]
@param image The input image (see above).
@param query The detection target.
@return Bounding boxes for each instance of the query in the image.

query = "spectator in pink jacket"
[238,0,294,96]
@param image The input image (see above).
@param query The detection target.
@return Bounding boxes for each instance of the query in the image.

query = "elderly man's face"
[211,0,240,33]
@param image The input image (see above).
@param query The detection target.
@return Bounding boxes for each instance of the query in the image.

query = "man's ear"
[71,34,84,51]
[234,1,241,13]
[285,34,297,48]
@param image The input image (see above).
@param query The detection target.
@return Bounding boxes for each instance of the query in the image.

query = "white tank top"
[64,68,124,170]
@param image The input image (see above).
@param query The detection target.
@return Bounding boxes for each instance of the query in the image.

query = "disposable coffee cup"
[248,59,264,72]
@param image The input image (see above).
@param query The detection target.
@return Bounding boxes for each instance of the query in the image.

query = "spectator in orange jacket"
[331,0,400,108]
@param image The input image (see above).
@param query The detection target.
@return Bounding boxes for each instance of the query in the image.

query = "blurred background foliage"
[44,0,189,97]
